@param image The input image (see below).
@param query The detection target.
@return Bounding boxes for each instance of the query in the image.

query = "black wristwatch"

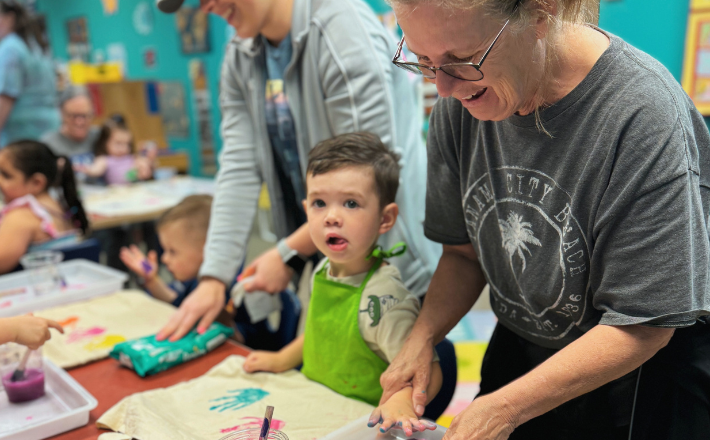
[277,238,307,273]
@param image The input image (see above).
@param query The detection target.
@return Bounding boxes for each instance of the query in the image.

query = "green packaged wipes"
[109,323,233,377]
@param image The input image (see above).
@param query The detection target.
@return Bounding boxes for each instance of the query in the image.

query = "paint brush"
[259,406,274,440]
[10,348,32,382]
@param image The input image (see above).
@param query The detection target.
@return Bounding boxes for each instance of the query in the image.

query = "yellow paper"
[36,290,176,369]
[98,356,374,440]
[69,61,123,85]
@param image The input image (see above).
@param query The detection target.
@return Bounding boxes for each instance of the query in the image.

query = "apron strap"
[367,242,407,260]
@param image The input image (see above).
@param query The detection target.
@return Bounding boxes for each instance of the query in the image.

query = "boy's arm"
[144,277,178,304]
[243,334,305,373]
[368,361,442,436]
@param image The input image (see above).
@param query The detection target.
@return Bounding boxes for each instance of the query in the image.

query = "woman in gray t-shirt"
[374,0,710,439]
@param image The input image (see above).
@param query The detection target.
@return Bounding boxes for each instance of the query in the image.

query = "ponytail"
[57,155,89,235]
[4,140,90,235]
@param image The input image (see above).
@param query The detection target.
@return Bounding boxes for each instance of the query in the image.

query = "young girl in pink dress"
[0,140,89,273]
[78,117,154,185]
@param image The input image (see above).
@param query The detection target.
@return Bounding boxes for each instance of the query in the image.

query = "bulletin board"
[683,3,710,115]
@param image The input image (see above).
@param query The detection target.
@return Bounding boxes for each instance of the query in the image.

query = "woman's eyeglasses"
[392,1,520,82]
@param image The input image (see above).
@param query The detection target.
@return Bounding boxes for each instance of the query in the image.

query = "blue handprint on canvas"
[209,388,270,412]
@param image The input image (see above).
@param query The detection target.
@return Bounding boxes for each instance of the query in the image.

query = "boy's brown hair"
[156,195,213,239]
[307,132,401,207]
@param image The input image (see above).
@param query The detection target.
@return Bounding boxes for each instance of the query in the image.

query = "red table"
[49,341,250,440]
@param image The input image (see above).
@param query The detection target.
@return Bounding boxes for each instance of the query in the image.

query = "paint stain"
[220,417,286,433]
[209,388,269,412]
[66,326,106,344]
[0,301,11,309]
[83,335,126,351]
[58,316,80,329]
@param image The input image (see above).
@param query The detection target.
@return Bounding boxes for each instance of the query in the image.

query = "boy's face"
[304,166,397,270]
[157,220,205,282]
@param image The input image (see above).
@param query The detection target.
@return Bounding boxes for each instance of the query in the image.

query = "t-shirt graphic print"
[464,167,590,345]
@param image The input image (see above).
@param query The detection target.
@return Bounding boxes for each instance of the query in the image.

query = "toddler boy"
[243,133,442,434]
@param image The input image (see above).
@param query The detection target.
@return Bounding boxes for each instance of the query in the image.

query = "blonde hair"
[389,0,600,134]
[157,195,213,239]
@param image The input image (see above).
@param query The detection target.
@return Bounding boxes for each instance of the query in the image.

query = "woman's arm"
[0,209,40,273]
[159,45,263,341]
[0,95,15,133]
[444,324,674,440]
[380,243,487,414]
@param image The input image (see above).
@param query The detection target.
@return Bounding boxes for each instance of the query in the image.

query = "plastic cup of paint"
[0,343,45,403]
[20,250,65,296]
[217,427,289,440]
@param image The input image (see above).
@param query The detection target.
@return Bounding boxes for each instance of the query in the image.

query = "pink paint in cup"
[0,344,46,403]
[2,368,45,403]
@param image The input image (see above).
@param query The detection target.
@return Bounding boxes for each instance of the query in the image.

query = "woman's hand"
[368,387,437,436]
[443,394,518,440]
[157,278,226,341]
[119,245,158,282]
[240,247,293,294]
[379,330,435,416]
[10,315,64,350]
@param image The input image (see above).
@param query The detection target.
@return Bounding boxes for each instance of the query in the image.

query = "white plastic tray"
[318,415,447,440]
[0,358,97,439]
[0,259,128,317]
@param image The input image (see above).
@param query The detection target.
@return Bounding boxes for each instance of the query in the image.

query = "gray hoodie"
[199,0,441,295]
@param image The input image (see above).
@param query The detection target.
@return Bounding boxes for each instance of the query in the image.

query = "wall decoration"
[176,6,210,54]
[158,82,189,138]
[107,42,127,74]
[683,10,710,115]
[102,0,119,15]
[693,0,710,9]
[143,47,157,69]
[189,60,216,175]
[133,1,154,36]
[66,16,90,61]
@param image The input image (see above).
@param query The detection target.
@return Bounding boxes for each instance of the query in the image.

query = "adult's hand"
[156,278,226,342]
[442,393,517,440]
[379,330,435,417]
[241,247,293,294]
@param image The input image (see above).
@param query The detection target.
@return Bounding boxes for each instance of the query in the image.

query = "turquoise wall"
[599,0,689,81]
[36,0,231,176]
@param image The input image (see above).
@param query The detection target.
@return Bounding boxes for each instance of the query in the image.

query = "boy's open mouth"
[326,235,348,251]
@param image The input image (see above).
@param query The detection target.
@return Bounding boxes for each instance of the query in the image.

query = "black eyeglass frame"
[392,1,521,82]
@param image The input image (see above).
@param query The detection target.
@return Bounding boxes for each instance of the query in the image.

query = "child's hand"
[120,245,158,282]
[368,388,437,436]
[243,351,289,374]
[11,315,64,350]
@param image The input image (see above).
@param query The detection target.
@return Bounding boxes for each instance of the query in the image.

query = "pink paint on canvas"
[220,417,286,434]
[66,326,106,343]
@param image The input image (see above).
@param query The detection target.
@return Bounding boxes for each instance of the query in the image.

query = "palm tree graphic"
[499,211,542,273]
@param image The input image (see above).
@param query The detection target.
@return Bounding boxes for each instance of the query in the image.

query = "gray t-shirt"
[41,127,99,160]
[425,33,710,349]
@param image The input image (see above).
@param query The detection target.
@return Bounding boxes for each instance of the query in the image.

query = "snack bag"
[109,323,233,377]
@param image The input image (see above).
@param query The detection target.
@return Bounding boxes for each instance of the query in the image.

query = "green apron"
[301,244,405,406]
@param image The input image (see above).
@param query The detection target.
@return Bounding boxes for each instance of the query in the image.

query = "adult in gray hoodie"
[157,0,441,342]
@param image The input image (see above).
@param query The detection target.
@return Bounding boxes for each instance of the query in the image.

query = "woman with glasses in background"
[0,1,59,147]
[371,0,710,439]
[41,86,98,162]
